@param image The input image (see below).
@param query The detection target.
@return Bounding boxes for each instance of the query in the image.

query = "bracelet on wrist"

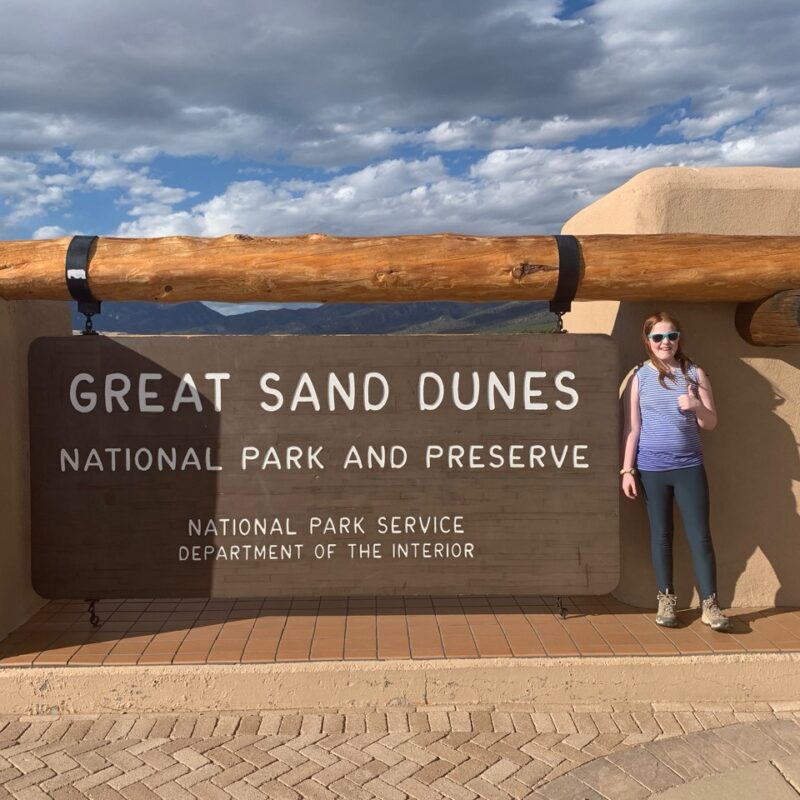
[619,468,637,475]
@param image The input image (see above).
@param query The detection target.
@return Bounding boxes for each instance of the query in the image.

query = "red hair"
[642,311,699,390]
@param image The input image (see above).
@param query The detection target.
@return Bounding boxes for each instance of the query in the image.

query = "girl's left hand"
[677,383,702,412]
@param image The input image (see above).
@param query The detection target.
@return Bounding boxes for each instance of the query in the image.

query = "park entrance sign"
[29,334,619,598]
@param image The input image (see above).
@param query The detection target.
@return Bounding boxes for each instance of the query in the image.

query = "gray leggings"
[637,464,718,599]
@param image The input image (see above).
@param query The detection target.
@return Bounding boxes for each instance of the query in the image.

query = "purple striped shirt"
[636,362,703,471]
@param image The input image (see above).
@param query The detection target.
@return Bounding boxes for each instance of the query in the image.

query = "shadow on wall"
[714,350,800,608]
[615,303,800,608]
[29,336,220,599]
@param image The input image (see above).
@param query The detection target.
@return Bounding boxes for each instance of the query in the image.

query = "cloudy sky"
[2,0,798,248]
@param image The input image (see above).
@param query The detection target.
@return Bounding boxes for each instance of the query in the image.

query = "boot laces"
[703,594,724,616]
[658,592,677,611]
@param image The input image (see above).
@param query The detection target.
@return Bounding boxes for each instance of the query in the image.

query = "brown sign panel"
[29,334,619,598]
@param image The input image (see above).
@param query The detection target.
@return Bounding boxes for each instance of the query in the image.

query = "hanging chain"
[82,312,97,335]
[554,311,567,333]
[86,599,100,627]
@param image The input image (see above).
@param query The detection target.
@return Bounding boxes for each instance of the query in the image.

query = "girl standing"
[621,312,732,631]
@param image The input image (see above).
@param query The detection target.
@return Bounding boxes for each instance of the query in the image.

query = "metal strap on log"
[65,235,101,335]
[1,233,799,344]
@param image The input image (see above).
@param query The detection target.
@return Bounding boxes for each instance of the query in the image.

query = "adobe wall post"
[0,300,71,640]
[562,166,800,609]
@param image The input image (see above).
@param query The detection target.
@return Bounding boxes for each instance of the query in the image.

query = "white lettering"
[69,373,96,413]
[328,372,356,411]
[172,373,203,412]
[487,371,515,410]
[419,372,445,410]
[363,372,390,411]
[555,370,579,410]
[105,373,131,412]
[259,372,283,411]
[453,371,480,411]
[138,373,164,412]
[204,372,230,412]
[523,371,548,410]
[291,373,321,411]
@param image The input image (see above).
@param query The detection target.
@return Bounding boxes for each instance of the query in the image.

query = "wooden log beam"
[1,233,800,303]
[735,290,800,346]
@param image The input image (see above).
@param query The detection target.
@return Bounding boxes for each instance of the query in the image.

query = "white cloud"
[416,115,620,151]
[660,87,772,140]
[0,150,199,233]
[0,0,595,162]
[1,0,795,166]
[32,225,66,239]
[581,0,796,140]
[2,0,800,239]
[115,120,800,240]
[206,302,319,315]
[0,154,79,233]
[70,151,195,208]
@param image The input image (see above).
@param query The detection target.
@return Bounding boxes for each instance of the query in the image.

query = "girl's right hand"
[622,473,638,499]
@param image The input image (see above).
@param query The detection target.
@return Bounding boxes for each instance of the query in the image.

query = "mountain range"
[72,301,556,335]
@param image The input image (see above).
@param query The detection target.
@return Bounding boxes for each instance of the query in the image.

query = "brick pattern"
[1,704,800,799]
[2,596,800,667]
[539,717,800,799]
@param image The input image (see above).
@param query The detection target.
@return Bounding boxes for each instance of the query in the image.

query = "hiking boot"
[655,591,678,627]
[701,594,732,631]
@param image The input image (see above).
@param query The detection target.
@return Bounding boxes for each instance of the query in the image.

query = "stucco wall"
[1,168,797,643]
[562,166,800,608]
[0,300,71,641]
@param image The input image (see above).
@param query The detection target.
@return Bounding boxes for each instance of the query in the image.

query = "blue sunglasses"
[647,332,680,343]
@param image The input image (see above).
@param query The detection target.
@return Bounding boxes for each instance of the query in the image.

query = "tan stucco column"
[0,300,71,640]
[562,166,800,609]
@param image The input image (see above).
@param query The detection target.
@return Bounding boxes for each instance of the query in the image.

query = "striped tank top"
[636,362,703,471]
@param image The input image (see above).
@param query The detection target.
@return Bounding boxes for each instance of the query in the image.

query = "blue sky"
[1,0,798,310]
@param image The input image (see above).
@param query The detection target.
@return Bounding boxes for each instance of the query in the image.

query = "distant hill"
[72,301,556,335]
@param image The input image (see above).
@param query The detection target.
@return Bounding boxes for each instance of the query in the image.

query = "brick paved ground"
[2,703,800,799]
[3,597,800,666]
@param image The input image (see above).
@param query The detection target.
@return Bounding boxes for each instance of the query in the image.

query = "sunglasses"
[647,332,680,343]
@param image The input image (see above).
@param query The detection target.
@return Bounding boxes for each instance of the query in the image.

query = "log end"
[735,290,800,346]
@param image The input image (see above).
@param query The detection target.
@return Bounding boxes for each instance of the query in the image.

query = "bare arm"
[692,367,718,431]
[620,369,641,500]
[621,369,641,469]
[678,367,717,431]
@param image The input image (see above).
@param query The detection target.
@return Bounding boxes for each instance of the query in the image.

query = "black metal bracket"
[555,596,568,619]
[66,235,101,335]
[549,235,582,333]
